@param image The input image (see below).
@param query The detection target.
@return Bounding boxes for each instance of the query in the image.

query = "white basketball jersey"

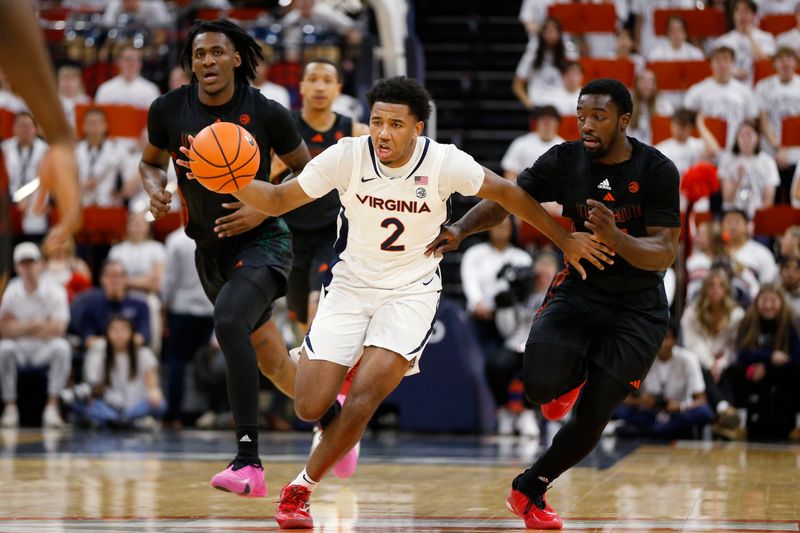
[331,136,448,290]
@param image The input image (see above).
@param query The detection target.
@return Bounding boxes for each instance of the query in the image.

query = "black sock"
[317,398,341,430]
[235,426,260,466]
[514,469,550,498]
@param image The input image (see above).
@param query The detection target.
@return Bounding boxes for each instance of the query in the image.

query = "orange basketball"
[189,122,260,194]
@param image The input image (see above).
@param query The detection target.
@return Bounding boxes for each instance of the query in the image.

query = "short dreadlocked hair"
[367,77,431,123]
[579,78,633,116]
[180,19,263,84]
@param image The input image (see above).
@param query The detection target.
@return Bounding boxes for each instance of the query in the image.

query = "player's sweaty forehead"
[576,94,617,115]
[192,32,234,54]
[370,101,415,124]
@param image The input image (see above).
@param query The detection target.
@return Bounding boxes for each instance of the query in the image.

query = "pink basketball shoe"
[210,462,266,497]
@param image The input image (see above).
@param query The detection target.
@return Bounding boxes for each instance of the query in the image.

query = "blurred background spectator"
[0,243,70,428]
[76,107,125,207]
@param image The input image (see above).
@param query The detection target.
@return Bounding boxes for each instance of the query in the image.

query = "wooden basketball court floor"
[0,428,798,532]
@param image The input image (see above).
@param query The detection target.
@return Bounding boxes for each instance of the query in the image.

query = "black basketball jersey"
[517,137,681,291]
[281,111,353,232]
[147,82,303,246]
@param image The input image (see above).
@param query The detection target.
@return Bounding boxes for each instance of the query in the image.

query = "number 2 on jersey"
[380,217,405,251]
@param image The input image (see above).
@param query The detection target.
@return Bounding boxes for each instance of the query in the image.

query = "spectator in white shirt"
[460,217,533,360]
[57,65,90,132]
[723,208,780,287]
[684,46,759,148]
[0,243,71,428]
[2,111,49,239]
[108,211,167,353]
[656,108,720,210]
[647,15,705,61]
[776,3,800,53]
[755,46,800,201]
[681,268,745,423]
[281,0,360,63]
[94,46,160,110]
[715,0,777,85]
[102,0,172,28]
[632,0,697,57]
[545,60,584,117]
[253,47,290,110]
[614,28,646,74]
[613,323,714,439]
[161,227,214,428]
[76,108,124,207]
[719,120,780,218]
[502,105,565,179]
[628,69,674,144]
[73,314,165,428]
[513,18,575,111]
[756,0,798,15]
[519,0,555,36]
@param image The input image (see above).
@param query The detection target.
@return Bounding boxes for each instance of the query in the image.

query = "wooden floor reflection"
[0,429,798,532]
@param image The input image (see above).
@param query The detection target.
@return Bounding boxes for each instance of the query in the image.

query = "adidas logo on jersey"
[597,179,611,190]
[239,434,252,443]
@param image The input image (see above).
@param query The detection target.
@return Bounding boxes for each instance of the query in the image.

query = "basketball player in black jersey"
[140,20,347,498]
[429,79,681,530]
[275,59,368,329]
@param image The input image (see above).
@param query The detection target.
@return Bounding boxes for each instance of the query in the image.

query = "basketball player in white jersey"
[179,77,614,529]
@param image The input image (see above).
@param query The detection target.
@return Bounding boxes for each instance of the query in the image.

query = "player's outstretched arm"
[0,0,80,240]
[584,199,679,271]
[477,168,615,280]
[232,179,314,217]
[176,141,314,217]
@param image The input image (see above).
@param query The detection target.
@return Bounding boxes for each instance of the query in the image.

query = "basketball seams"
[210,125,239,191]
[190,122,259,193]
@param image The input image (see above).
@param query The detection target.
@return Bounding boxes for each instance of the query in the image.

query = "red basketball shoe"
[275,484,313,529]
[541,382,585,421]
[506,487,563,529]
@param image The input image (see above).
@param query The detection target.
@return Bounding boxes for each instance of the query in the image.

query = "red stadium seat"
[519,216,573,248]
[646,61,711,91]
[153,212,183,242]
[651,115,673,145]
[548,3,617,33]
[0,108,14,139]
[781,116,800,146]
[74,206,128,245]
[754,59,776,83]
[653,9,726,39]
[753,206,800,237]
[703,116,727,148]
[196,9,223,20]
[759,14,796,35]
[558,116,580,141]
[228,8,267,21]
[580,58,636,87]
[74,104,148,139]
[9,204,22,238]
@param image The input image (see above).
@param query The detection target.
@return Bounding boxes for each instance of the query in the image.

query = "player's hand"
[215,201,267,238]
[425,224,464,256]
[149,187,172,220]
[584,199,622,248]
[176,135,196,180]
[36,140,81,247]
[561,231,615,280]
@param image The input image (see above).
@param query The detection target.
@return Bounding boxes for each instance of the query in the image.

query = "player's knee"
[213,307,245,345]
[521,345,560,405]
[294,396,329,423]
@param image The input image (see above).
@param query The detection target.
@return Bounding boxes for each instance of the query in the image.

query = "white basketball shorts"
[302,269,440,376]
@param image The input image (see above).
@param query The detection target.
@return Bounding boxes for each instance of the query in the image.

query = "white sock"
[291,468,319,492]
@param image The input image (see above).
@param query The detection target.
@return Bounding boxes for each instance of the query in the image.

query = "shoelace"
[230,458,262,471]
[278,486,310,511]
[523,491,548,514]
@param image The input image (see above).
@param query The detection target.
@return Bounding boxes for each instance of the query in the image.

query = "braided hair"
[180,19,263,84]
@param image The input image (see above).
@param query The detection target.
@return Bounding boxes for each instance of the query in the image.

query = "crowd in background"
[1,0,799,444]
